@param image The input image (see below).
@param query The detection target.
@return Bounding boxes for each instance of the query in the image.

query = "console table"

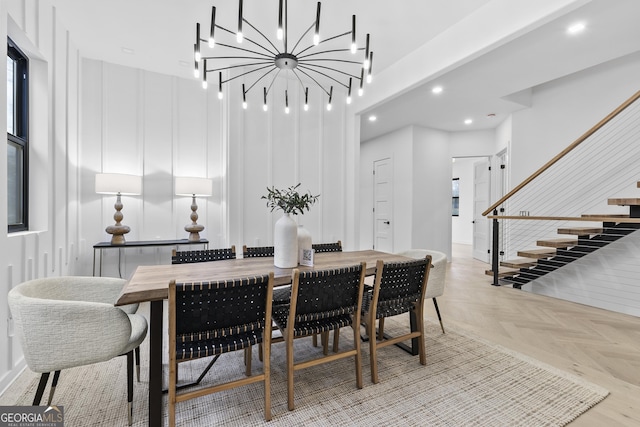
[93,239,209,276]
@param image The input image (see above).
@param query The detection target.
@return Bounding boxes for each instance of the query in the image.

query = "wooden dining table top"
[115,249,410,306]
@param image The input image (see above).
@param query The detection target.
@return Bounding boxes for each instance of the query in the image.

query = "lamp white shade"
[95,173,142,195]
[175,177,213,197]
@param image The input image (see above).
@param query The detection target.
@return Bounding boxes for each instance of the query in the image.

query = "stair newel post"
[492,209,500,286]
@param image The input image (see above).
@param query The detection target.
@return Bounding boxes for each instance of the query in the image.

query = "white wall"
[1,0,81,392]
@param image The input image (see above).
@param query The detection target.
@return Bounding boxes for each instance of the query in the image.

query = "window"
[7,38,28,232]
[452,178,459,216]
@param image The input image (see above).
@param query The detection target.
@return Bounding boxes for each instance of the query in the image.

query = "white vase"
[297,224,312,264]
[274,213,298,268]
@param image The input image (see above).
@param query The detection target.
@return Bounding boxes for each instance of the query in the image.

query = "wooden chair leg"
[245,346,252,376]
[33,372,50,405]
[263,340,272,421]
[377,318,385,341]
[415,306,427,365]
[321,331,329,355]
[312,333,318,347]
[127,351,134,426]
[432,298,445,333]
[286,331,295,411]
[333,329,340,353]
[368,319,379,384]
[352,324,363,389]
[46,371,61,406]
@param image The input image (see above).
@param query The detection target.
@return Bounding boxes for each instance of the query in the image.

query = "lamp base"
[106,224,131,245]
[185,224,204,242]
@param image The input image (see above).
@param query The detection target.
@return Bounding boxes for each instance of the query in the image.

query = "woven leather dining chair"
[242,245,274,258]
[311,240,342,253]
[363,256,432,383]
[168,274,274,426]
[171,246,236,263]
[272,263,366,411]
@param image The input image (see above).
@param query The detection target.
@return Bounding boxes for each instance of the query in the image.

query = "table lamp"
[95,173,143,245]
[175,177,213,241]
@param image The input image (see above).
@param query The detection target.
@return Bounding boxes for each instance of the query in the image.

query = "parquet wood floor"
[433,244,640,426]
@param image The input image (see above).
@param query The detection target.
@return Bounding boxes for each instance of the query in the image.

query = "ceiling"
[49,0,640,140]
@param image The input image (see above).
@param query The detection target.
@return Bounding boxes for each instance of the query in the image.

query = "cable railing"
[482,89,640,287]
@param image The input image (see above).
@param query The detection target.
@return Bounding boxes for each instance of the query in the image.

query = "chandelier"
[193,0,373,112]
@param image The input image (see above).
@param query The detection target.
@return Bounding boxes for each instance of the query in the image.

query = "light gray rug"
[0,310,608,426]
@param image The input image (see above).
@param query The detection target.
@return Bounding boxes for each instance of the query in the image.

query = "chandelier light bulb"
[351,43,357,54]
[346,96,352,105]
[236,32,243,43]
[313,33,320,45]
[202,81,208,89]
[263,104,268,112]
[358,88,364,97]
[208,38,215,48]
[242,101,248,109]
[304,103,309,111]
[285,106,290,114]
[195,52,201,62]
[363,59,370,70]
[367,74,372,84]
[277,28,283,40]
[194,69,200,79]
[326,103,332,111]
[218,91,223,100]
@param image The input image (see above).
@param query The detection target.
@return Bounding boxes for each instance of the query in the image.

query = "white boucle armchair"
[8,276,148,425]
[397,249,448,333]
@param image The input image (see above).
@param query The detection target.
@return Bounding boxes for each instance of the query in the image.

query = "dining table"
[115,249,412,426]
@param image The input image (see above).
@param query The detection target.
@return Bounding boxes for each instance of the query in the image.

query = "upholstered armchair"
[397,249,448,333]
[8,276,148,425]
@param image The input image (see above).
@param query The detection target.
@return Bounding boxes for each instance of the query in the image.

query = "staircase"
[487,184,640,289]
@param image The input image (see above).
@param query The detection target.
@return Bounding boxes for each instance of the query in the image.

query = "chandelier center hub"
[274,53,298,70]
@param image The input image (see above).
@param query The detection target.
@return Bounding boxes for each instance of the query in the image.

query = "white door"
[373,158,393,252]
[472,158,491,262]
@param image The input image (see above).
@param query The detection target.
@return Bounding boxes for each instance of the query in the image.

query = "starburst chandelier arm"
[206,41,274,59]
[211,23,279,57]
[242,18,282,55]
[207,61,274,77]
[295,67,336,95]
[291,69,309,93]
[244,67,279,94]
[219,64,275,86]
[289,22,315,56]
[296,62,361,80]
[299,57,364,66]
[297,47,363,60]
[294,31,351,57]
[297,65,350,90]
[265,69,283,95]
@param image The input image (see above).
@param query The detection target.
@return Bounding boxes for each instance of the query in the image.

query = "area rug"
[0,309,608,426]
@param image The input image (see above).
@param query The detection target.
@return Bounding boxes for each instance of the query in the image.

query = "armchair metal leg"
[135,346,141,381]
[47,371,61,406]
[127,351,133,426]
[33,372,50,406]
[432,298,445,333]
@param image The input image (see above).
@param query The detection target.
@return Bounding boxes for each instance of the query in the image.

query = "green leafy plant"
[262,183,319,215]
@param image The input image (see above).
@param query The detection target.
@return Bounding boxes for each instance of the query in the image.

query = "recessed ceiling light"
[368,115,377,122]
[432,86,443,94]
[121,47,135,54]
[464,119,473,125]
[567,22,586,35]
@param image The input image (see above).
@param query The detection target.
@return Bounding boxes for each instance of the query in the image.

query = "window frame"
[452,177,459,217]
[7,37,29,232]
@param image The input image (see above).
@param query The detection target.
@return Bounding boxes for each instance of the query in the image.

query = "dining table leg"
[149,300,164,426]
